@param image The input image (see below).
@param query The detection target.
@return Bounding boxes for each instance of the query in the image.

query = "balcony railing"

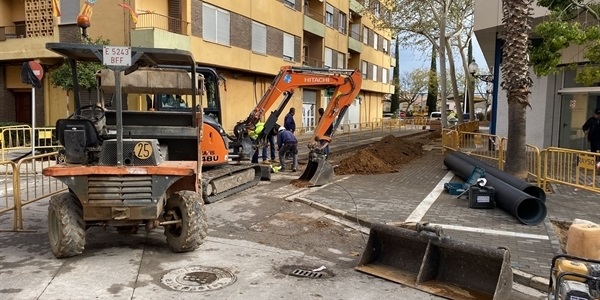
[0,24,27,41]
[303,56,325,68]
[304,6,324,23]
[135,13,189,35]
[349,29,361,41]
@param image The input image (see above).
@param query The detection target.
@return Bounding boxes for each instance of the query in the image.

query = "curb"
[291,196,550,294]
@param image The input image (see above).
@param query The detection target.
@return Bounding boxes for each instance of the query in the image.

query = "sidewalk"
[287,133,600,292]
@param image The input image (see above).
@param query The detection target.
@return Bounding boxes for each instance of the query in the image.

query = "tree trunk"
[445,39,463,123]
[426,45,438,114]
[501,0,533,178]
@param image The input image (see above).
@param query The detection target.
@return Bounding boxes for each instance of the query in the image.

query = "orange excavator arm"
[309,69,362,147]
[235,66,362,140]
[298,69,362,186]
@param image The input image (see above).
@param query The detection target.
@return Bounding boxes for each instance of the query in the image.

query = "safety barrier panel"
[0,126,61,162]
[0,160,20,231]
[0,152,66,231]
[541,147,600,193]
[1,125,31,162]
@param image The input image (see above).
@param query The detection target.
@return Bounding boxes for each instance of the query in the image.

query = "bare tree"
[398,69,432,112]
[366,0,474,127]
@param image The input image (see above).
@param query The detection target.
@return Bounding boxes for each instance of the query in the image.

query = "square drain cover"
[291,269,323,278]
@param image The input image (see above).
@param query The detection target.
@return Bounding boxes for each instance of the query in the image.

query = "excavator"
[226,66,363,188]
[101,65,363,202]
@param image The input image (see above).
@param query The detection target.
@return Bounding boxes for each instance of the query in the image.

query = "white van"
[430,112,442,120]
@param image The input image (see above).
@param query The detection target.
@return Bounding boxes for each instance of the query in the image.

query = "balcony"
[302,55,325,68]
[0,23,26,41]
[130,13,191,51]
[350,0,365,14]
[303,7,325,38]
[348,29,362,53]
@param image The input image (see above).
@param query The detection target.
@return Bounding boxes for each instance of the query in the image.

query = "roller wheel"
[48,193,86,258]
[163,191,207,252]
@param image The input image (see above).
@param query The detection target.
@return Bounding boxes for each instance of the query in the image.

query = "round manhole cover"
[161,266,236,292]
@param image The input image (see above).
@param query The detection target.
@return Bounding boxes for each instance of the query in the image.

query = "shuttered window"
[202,4,230,45]
[324,48,333,68]
[283,33,294,61]
[337,52,345,69]
[252,21,266,54]
[60,1,79,24]
[372,64,378,81]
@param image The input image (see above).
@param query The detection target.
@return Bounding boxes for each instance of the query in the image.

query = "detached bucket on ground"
[299,153,333,186]
[356,223,513,300]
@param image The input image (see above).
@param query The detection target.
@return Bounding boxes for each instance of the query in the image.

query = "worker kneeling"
[277,127,298,172]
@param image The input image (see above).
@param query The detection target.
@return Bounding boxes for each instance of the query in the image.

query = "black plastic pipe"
[444,153,547,225]
[450,151,546,202]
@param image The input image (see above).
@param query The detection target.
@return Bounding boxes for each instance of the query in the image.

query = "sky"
[396,35,489,74]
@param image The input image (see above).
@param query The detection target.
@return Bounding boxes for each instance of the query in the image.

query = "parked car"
[430,112,442,120]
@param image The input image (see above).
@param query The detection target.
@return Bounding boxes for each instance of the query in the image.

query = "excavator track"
[201,164,262,204]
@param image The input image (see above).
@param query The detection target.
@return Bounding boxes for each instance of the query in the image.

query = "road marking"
[404,171,454,222]
[429,223,549,240]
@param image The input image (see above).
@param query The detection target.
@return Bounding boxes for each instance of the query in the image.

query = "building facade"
[474,0,599,150]
[0,0,393,133]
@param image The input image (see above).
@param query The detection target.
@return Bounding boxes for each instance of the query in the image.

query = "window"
[326,4,334,27]
[283,33,295,61]
[373,33,378,50]
[337,52,345,69]
[382,68,388,84]
[338,12,347,34]
[361,60,368,79]
[383,39,388,53]
[251,21,266,54]
[202,4,230,45]
[372,64,378,81]
[60,1,79,24]
[362,26,369,44]
[324,48,333,68]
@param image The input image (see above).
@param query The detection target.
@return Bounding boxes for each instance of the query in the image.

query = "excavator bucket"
[356,223,513,300]
[299,153,333,186]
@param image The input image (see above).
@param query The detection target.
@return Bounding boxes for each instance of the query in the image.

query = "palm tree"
[501,0,533,178]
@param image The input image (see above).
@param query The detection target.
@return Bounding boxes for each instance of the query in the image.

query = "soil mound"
[335,135,425,175]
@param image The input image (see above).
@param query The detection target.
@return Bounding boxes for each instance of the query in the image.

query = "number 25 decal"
[134,142,153,159]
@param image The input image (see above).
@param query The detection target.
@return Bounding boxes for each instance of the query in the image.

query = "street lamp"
[468,59,494,83]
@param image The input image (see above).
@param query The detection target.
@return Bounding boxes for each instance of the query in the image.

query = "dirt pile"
[335,135,425,175]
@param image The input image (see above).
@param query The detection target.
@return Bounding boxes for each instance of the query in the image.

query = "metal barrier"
[1,125,31,161]
[0,160,20,231]
[0,152,66,231]
[1,126,61,162]
[541,147,600,193]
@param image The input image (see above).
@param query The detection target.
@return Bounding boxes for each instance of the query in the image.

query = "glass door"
[559,93,588,150]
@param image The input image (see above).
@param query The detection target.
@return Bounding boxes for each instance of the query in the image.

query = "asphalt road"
[0,128,546,300]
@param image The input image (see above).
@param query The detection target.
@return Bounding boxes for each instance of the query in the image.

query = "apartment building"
[0,0,393,133]
[474,0,597,150]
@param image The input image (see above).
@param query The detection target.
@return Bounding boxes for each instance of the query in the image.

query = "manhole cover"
[161,266,236,292]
